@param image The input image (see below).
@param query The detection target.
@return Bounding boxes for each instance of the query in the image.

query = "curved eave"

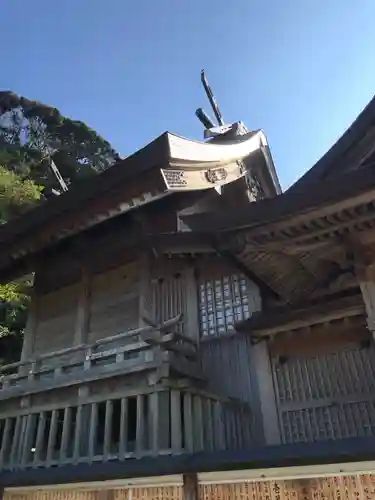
[166,130,281,196]
[289,94,375,193]
[0,132,171,246]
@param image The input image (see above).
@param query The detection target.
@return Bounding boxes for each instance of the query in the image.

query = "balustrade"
[0,315,202,397]
[0,386,253,471]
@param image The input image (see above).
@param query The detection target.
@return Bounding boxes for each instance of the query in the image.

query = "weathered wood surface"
[0,315,200,400]
[199,475,375,499]
[272,341,375,444]
[33,284,79,361]
[0,387,251,472]
[4,474,375,499]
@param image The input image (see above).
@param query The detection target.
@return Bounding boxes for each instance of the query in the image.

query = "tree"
[0,91,120,365]
[0,90,120,194]
[0,165,42,222]
[0,166,42,365]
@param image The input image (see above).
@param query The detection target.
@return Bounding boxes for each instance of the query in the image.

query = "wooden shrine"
[1,78,375,498]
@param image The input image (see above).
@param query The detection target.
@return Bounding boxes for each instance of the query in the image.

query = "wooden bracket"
[339,235,375,280]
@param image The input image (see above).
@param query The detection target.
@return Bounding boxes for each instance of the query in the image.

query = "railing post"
[103,400,113,459]
[60,407,72,462]
[119,397,128,459]
[213,401,225,450]
[33,412,46,466]
[136,394,145,454]
[0,418,11,469]
[171,389,182,452]
[193,395,204,451]
[183,392,194,451]
[84,347,92,370]
[88,402,98,462]
[149,392,159,455]
[9,416,22,469]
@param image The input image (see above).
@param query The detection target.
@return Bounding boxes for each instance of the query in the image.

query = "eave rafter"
[233,197,375,256]
[236,294,365,341]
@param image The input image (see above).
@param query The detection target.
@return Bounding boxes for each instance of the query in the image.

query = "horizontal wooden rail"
[0,386,253,472]
[0,314,202,393]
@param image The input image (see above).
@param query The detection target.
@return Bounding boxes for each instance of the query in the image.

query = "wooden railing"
[0,315,202,397]
[0,386,253,471]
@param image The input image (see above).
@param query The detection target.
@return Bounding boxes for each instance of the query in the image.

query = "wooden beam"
[237,294,364,338]
[269,320,370,358]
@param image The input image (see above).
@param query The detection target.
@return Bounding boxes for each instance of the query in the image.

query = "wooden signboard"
[5,475,375,500]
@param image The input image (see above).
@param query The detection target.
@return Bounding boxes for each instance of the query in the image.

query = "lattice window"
[198,274,250,337]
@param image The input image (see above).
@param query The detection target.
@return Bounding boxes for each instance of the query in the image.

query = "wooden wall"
[29,259,140,359]
[196,256,265,442]
[88,262,139,344]
[33,284,79,356]
[270,322,375,444]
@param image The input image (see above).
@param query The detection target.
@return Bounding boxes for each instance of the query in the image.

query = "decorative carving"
[204,167,228,184]
[246,173,264,201]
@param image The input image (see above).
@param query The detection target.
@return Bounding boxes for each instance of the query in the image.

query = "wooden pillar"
[74,265,91,345]
[356,262,375,336]
[183,474,198,500]
[252,338,281,445]
[138,252,152,326]
[20,284,38,362]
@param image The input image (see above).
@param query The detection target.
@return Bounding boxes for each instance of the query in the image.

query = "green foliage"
[0,90,120,193]
[0,91,120,366]
[0,166,42,222]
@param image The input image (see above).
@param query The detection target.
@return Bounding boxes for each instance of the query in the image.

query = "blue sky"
[1,0,375,189]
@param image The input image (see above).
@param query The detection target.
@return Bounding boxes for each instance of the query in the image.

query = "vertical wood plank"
[183,393,194,452]
[252,339,281,445]
[205,399,214,451]
[138,253,151,327]
[46,410,58,464]
[213,401,225,450]
[193,395,204,451]
[0,419,11,468]
[33,412,46,465]
[185,267,199,341]
[60,406,72,462]
[21,414,35,466]
[149,392,159,454]
[16,416,28,467]
[104,400,113,459]
[136,394,145,454]
[73,406,83,462]
[9,416,21,467]
[74,265,91,345]
[20,285,38,362]
[158,391,171,450]
[88,402,98,461]
[119,397,128,459]
[171,389,182,452]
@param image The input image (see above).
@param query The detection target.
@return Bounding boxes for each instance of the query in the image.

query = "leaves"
[0,166,42,222]
[0,90,119,366]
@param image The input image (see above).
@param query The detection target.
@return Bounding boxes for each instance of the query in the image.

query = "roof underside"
[0,130,278,281]
[289,94,375,193]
